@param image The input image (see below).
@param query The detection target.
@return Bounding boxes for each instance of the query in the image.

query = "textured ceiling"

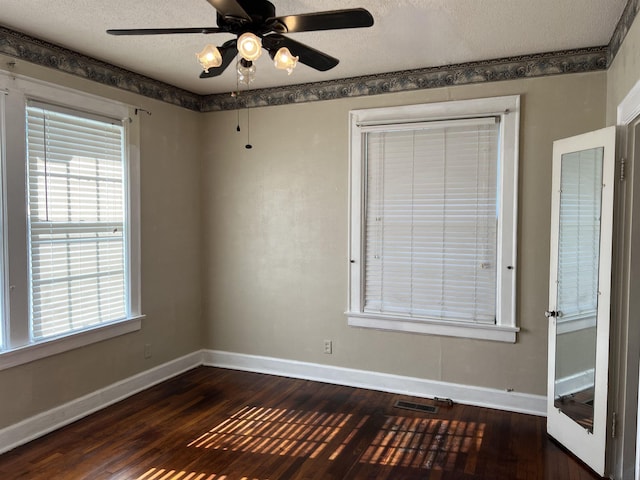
[0,0,628,95]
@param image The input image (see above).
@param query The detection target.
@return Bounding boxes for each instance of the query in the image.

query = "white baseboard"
[203,350,547,417]
[0,350,204,455]
[0,348,547,455]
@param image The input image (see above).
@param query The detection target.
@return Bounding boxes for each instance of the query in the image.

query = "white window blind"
[26,102,127,340]
[363,118,499,324]
[557,148,603,322]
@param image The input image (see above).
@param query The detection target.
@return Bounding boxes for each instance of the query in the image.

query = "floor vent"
[394,400,439,414]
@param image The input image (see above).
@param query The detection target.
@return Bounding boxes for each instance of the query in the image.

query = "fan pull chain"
[232,57,252,149]
[245,106,252,149]
[235,69,241,132]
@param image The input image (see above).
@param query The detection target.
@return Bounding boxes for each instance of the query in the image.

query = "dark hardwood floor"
[0,367,602,479]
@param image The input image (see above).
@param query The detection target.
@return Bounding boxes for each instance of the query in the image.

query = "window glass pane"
[26,104,127,340]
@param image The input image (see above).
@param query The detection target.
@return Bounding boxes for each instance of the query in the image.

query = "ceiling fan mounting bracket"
[218,15,250,29]
[216,0,276,33]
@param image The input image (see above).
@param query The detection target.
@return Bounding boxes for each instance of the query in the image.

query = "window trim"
[0,71,143,370]
[0,316,143,370]
[346,96,520,343]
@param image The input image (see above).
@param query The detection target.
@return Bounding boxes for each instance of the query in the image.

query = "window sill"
[0,316,144,371]
[347,312,518,343]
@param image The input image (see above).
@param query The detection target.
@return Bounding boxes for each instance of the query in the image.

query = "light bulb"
[237,32,262,62]
[195,44,222,72]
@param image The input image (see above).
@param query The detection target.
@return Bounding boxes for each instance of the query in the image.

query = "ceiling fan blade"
[199,42,238,78]
[273,8,374,33]
[205,0,251,22]
[107,27,223,35]
[263,34,339,71]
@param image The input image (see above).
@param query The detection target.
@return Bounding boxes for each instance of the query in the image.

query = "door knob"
[545,310,559,318]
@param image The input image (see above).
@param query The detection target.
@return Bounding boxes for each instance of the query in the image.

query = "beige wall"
[0,55,203,429]
[202,72,606,396]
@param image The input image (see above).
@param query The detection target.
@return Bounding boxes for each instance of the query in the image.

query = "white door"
[547,126,616,476]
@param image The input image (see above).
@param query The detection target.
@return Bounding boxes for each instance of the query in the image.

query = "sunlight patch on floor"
[188,405,352,459]
[135,468,265,480]
[329,414,370,460]
[359,416,485,471]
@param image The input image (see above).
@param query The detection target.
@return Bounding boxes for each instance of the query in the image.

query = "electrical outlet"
[324,339,333,354]
[144,343,152,359]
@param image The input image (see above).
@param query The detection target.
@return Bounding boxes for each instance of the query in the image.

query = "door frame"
[615,78,640,480]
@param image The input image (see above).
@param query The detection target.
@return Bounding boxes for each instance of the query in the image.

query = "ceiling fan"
[107,0,374,80]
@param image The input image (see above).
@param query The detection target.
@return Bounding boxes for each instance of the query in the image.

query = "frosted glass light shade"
[196,44,222,72]
[273,47,298,75]
[237,32,262,61]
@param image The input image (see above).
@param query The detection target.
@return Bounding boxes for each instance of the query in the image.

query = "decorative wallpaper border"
[200,47,608,111]
[0,26,201,111]
[609,0,639,65]
[0,0,636,113]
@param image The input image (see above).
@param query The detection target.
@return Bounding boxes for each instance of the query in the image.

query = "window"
[347,96,520,342]
[26,103,128,340]
[0,73,142,370]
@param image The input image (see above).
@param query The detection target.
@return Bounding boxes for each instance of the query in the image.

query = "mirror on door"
[553,146,604,432]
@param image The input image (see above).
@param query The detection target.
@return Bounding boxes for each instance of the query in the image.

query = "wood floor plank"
[0,367,604,479]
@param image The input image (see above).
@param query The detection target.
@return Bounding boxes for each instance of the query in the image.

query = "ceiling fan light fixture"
[196,44,222,72]
[237,32,263,61]
[273,47,298,75]
[108,3,374,81]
